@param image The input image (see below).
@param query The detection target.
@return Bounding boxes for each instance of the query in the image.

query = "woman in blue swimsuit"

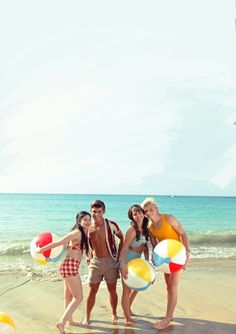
[120,204,149,324]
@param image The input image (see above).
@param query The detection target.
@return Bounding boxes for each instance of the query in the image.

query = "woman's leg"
[63,280,74,324]
[129,290,138,315]
[154,270,182,329]
[121,280,135,324]
[165,270,182,321]
[56,274,83,334]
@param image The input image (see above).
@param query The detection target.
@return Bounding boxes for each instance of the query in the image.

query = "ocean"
[0,193,236,282]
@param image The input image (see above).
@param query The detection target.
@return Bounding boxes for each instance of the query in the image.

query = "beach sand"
[1,258,236,334]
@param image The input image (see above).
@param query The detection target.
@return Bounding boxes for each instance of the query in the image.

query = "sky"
[0,0,236,196]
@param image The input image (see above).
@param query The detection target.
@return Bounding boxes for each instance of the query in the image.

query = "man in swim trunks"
[83,200,124,325]
[141,197,190,330]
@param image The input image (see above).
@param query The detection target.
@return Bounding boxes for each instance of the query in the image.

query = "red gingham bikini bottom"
[59,256,80,278]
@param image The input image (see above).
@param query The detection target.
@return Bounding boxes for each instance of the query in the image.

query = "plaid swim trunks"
[59,256,80,278]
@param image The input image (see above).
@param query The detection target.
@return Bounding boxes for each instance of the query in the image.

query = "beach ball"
[30,232,64,265]
[153,239,187,274]
[124,258,156,291]
[0,312,16,333]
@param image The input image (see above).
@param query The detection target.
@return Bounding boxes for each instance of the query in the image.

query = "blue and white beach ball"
[124,258,156,291]
[153,239,187,273]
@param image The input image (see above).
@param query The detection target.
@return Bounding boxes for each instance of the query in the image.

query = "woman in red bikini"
[37,211,91,334]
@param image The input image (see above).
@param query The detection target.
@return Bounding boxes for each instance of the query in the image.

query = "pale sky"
[0,0,236,196]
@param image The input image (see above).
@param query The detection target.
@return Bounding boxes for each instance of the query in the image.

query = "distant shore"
[1,257,236,334]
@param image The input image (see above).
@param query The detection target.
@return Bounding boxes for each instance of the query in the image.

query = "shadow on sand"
[65,316,236,334]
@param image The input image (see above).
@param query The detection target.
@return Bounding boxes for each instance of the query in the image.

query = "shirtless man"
[141,197,190,330]
[83,200,124,325]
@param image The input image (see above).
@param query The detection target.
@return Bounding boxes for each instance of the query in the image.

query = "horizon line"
[0,192,235,198]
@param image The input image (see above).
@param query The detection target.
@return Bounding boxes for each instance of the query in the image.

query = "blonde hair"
[141,197,158,209]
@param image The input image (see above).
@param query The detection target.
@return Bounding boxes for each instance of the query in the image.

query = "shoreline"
[1,256,236,289]
[1,257,236,333]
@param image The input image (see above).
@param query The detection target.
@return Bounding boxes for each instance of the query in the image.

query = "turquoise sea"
[0,193,236,281]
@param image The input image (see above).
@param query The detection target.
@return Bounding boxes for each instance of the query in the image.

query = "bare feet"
[124,317,135,325]
[55,322,65,334]
[153,318,171,330]
[82,319,90,326]
[68,320,80,326]
[112,314,118,324]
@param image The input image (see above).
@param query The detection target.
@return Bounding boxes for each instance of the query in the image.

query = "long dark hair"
[71,211,90,255]
[128,204,149,242]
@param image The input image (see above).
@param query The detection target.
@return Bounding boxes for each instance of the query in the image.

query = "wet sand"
[1,257,236,334]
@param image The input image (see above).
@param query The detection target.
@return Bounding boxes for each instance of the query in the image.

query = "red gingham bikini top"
[68,243,82,250]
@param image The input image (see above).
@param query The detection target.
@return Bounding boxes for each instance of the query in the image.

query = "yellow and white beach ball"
[0,312,16,334]
[30,232,63,265]
[153,239,187,273]
[124,258,156,291]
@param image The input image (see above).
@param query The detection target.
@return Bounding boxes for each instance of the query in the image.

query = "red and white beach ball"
[153,239,187,274]
[0,312,16,334]
[30,232,63,265]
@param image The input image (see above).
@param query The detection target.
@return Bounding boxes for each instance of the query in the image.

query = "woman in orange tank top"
[149,213,181,242]
[141,197,190,330]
